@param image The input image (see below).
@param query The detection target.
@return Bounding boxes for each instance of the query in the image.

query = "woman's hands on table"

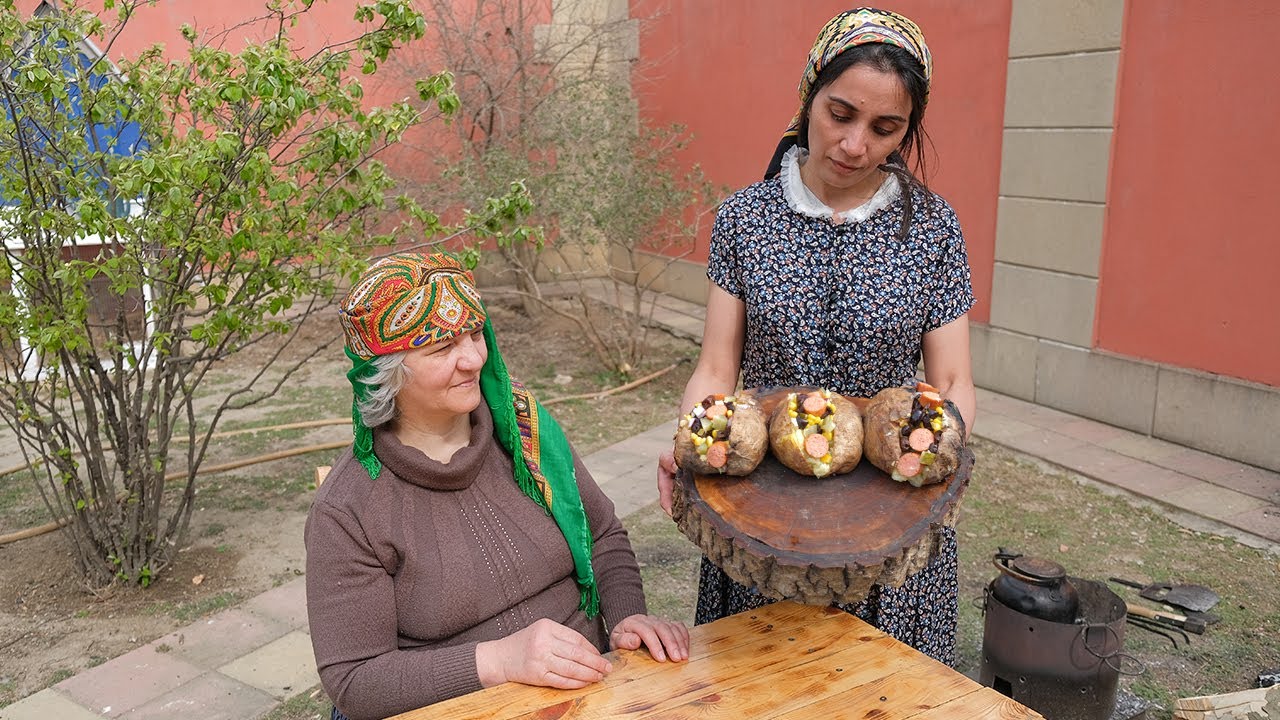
[610,614,690,662]
[474,614,688,692]
[475,618,612,689]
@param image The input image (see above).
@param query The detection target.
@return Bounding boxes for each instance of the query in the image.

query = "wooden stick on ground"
[542,359,687,406]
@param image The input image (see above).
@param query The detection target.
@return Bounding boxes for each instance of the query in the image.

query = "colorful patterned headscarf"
[783,6,932,140]
[340,252,600,616]
[340,253,487,360]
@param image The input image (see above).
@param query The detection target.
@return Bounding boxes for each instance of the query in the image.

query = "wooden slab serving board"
[672,387,973,605]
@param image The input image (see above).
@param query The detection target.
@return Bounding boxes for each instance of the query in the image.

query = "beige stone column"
[527,0,641,278]
[975,0,1126,408]
[535,0,637,82]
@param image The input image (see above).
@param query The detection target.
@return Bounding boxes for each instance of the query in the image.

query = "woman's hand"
[922,313,976,437]
[609,614,690,662]
[475,618,612,689]
[657,449,678,516]
[661,287,747,515]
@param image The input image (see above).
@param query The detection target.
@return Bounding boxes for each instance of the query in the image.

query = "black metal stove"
[979,555,1130,720]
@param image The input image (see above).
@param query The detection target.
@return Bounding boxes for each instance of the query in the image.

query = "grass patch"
[272,568,304,587]
[44,669,73,685]
[206,427,314,459]
[0,677,16,709]
[524,354,697,456]
[146,590,243,623]
[210,390,349,435]
[260,685,331,720]
[193,438,326,514]
[0,468,32,513]
[0,468,57,532]
[626,502,701,625]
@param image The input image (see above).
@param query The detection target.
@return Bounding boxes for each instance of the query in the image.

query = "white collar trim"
[780,145,900,224]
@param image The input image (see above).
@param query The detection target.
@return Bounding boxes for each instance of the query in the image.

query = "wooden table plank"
[769,662,983,719]
[632,637,918,719]
[768,620,1045,719]
[905,687,1045,719]
[677,600,871,657]
[500,609,890,719]
[389,602,1044,720]
[410,603,856,720]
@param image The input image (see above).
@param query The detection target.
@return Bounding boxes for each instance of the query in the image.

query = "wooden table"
[394,601,1045,719]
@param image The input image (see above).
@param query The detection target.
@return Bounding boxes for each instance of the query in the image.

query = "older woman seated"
[306,253,688,720]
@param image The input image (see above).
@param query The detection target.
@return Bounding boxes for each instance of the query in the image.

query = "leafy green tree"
[0,0,529,586]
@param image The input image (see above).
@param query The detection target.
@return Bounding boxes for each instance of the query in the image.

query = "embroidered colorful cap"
[339,253,486,359]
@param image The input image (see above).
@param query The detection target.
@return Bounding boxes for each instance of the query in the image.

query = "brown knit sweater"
[304,405,648,720]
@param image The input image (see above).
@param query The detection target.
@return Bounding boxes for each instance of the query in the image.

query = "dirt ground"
[0,509,310,695]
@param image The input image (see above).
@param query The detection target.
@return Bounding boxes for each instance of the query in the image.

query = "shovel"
[1109,577,1220,613]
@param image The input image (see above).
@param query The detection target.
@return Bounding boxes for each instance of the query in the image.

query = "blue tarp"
[63,47,147,158]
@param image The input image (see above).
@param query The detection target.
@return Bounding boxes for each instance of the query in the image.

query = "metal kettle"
[989,549,1080,624]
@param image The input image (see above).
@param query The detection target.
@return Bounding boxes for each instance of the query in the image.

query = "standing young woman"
[656,7,975,664]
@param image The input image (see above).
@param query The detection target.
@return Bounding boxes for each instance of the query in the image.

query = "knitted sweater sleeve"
[572,451,649,630]
[304,483,480,720]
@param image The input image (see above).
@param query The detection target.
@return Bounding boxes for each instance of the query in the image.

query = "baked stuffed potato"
[674,394,768,476]
[863,382,966,487]
[767,389,862,478]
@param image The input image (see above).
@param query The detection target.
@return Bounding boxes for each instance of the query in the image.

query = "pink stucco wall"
[1097,1,1280,386]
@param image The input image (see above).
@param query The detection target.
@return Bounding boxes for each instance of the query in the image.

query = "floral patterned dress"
[694,151,975,665]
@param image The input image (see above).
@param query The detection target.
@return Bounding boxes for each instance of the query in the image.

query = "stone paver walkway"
[2,293,1276,719]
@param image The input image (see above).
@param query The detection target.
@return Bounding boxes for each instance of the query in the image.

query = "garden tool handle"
[1125,602,1206,634]
[1108,577,1146,590]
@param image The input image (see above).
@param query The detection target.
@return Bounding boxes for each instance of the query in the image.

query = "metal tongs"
[1124,612,1190,649]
